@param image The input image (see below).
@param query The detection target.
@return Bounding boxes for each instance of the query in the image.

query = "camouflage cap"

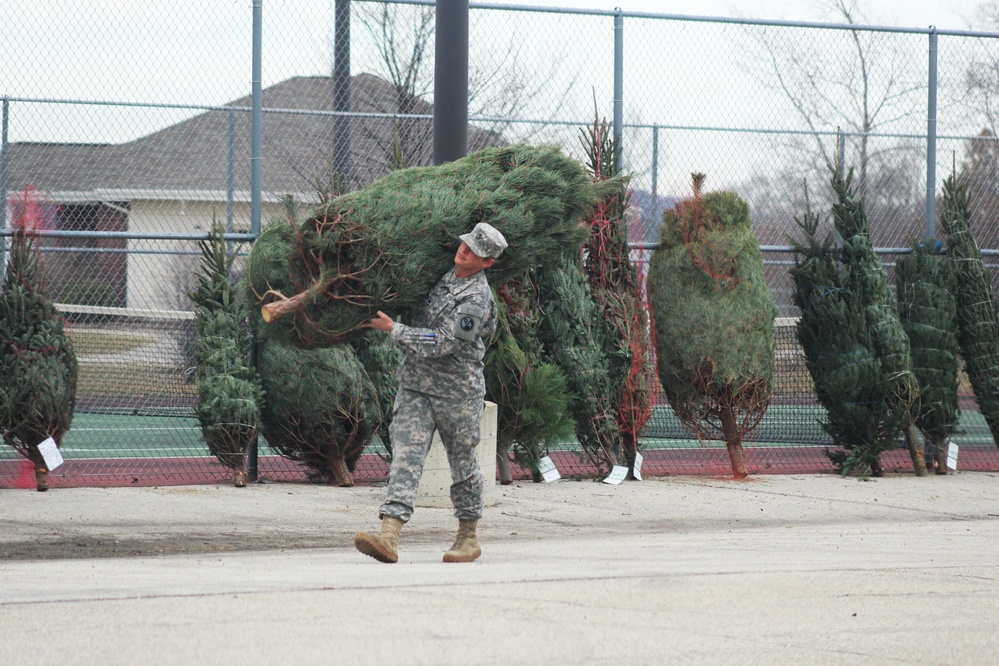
[459,222,508,259]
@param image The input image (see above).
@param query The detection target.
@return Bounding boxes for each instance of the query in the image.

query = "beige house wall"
[125,199,283,311]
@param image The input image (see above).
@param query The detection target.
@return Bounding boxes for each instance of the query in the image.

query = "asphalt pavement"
[2,472,998,665]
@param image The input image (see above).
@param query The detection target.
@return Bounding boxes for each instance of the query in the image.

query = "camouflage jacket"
[390,267,497,399]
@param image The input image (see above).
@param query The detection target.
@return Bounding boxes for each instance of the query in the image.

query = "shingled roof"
[7,73,505,204]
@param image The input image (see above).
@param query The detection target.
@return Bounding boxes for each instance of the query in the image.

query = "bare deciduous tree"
[348,2,579,168]
[924,3,999,250]
[741,0,924,198]
[737,0,926,251]
[354,2,435,168]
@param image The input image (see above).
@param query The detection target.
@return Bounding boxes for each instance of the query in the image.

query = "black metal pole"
[333,0,352,187]
[433,0,468,165]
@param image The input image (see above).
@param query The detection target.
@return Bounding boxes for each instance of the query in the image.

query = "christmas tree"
[349,328,402,454]
[257,340,382,486]
[537,252,623,474]
[830,166,925,475]
[247,144,610,348]
[0,221,78,491]
[939,174,999,448]
[579,114,654,477]
[249,209,384,486]
[790,193,900,476]
[189,222,263,487]
[895,241,960,473]
[648,175,775,478]
[485,281,575,482]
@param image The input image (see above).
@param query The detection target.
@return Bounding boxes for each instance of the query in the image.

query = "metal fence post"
[0,97,8,281]
[226,107,235,236]
[333,0,352,185]
[926,27,938,241]
[614,8,624,173]
[251,1,263,240]
[248,0,264,482]
[651,124,659,206]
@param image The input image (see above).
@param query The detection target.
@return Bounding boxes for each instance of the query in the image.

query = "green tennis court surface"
[0,413,281,460]
[2,404,994,461]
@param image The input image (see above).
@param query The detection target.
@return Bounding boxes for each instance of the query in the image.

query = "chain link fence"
[3,1,999,487]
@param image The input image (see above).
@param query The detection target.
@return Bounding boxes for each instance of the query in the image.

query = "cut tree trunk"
[871,457,884,477]
[330,456,355,487]
[262,291,310,323]
[35,464,49,492]
[234,459,248,487]
[932,435,949,475]
[720,405,749,479]
[260,276,335,324]
[725,442,748,479]
[903,423,928,476]
[622,433,640,480]
[496,442,513,485]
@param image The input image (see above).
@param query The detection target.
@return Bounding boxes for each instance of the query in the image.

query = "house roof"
[7,73,504,205]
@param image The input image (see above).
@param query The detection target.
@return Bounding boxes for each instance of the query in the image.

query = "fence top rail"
[365,0,999,38]
[1,96,436,122]
[54,303,195,320]
[7,94,999,144]
[632,242,999,257]
[0,230,258,242]
[7,233,999,258]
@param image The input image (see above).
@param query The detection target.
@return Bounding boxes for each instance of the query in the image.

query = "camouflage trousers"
[379,388,485,523]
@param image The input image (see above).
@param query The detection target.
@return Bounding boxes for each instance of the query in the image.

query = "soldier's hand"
[363,311,394,332]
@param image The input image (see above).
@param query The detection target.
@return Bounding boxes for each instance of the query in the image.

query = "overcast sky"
[3,0,994,146]
[3,0,995,221]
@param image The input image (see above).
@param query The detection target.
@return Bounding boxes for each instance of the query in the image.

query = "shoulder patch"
[453,303,485,341]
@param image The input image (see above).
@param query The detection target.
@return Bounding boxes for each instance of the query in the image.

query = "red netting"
[674,173,740,288]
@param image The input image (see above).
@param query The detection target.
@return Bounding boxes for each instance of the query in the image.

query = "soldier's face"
[454,242,494,276]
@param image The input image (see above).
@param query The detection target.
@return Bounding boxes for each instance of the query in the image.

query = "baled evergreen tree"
[485,281,575,482]
[247,144,610,347]
[895,240,960,473]
[939,174,999,448]
[248,204,387,486]
[648,175,775,478]
[830,166,926,475]
[0,225,78,491]
[537,252,622,473]
[790,194,900,476]
[349,329,402,455]
[257,340,382,486]
[189,223,263,487]
[580,113,653,477]
[333,152,403,459]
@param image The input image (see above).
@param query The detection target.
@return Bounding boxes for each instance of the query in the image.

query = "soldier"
[354,222,508,564]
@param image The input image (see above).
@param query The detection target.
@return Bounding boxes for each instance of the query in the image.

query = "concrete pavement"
[2,473,998,664]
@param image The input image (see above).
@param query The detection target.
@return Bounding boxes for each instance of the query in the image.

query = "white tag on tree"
[603,465,628,485]
[947,441,959,471]
[633,451,644,481]
[537,455,561,483]
[37,437,64,471]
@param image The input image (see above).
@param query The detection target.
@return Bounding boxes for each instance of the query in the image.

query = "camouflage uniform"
[380,266,497,522]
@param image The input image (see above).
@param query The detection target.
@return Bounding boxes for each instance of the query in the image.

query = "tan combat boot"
[443,519,481,563]
[354,516,404,563]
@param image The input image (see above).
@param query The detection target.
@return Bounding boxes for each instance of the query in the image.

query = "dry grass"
[69,330,152,357]
[78,363,196,399]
